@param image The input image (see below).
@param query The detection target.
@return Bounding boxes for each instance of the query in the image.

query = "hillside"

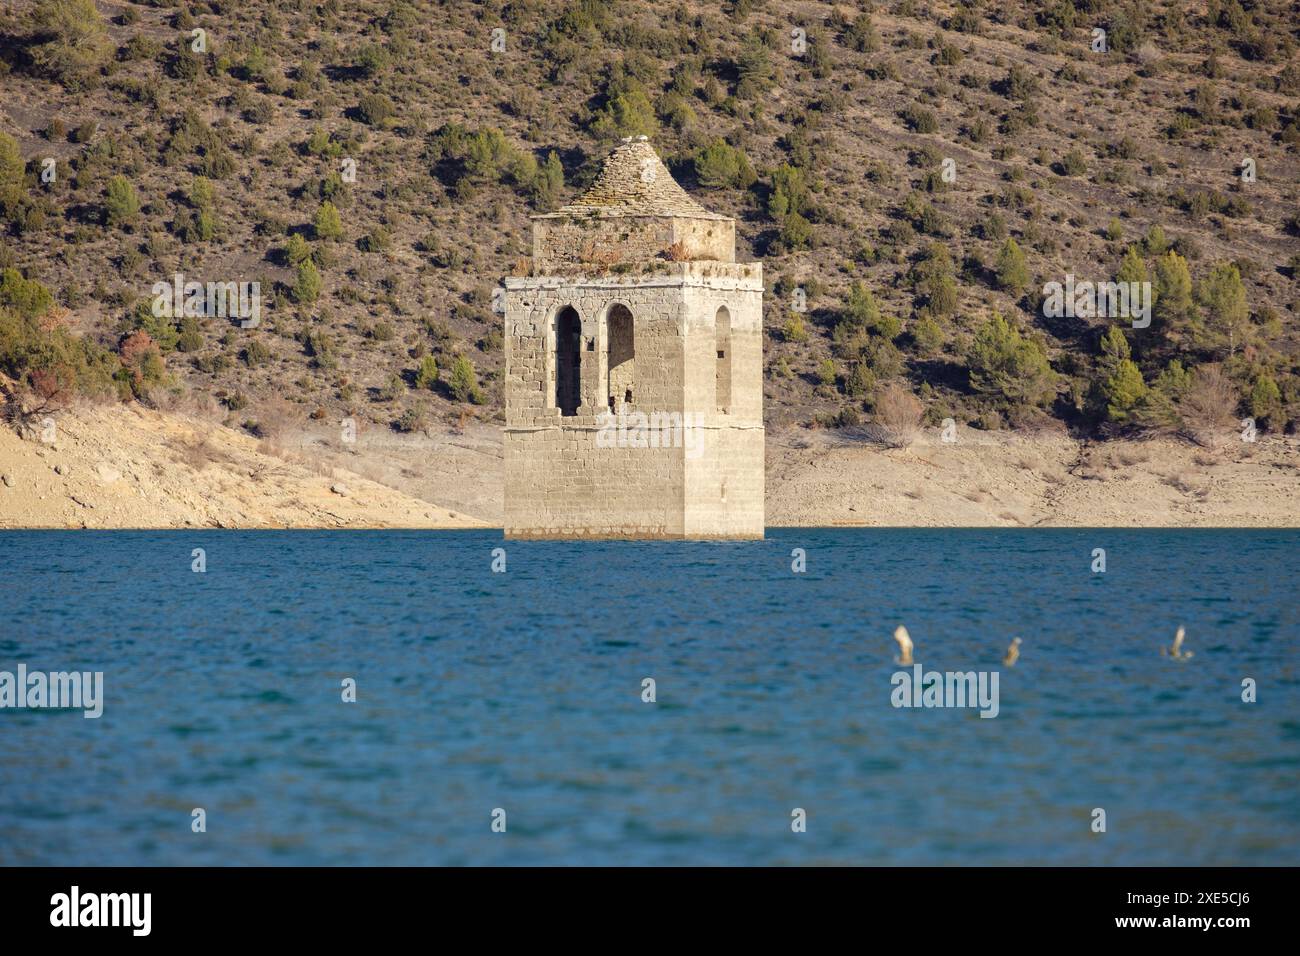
[1,0,1299,456]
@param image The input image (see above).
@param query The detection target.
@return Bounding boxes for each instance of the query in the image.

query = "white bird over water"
[1003,637,1022,667]
[1162,625,1194,660]
[893,625,914,665]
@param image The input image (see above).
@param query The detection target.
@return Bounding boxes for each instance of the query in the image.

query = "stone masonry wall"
[532,214,734,271]
[502,264,763,538]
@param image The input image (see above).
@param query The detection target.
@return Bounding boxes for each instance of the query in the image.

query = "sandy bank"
[0,403,487,529]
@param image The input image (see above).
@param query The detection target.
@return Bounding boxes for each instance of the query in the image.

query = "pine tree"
[448,355,482,403]
[1116,245,1148,287]
[1103,359,1148,423]
[29,0,110,89]
[968,312,1057,408]
[104,175,140,227]
[1196,262,1250,355]
[293,259,322,304]
[314,201,343,241]
[1097,324,1131,376]
[1153,251,1193,331]
[995,239,1029,297]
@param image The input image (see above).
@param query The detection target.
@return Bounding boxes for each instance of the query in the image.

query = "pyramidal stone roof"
[548,137,727,220]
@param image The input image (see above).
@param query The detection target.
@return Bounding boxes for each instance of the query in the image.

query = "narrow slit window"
[715,306,731,414]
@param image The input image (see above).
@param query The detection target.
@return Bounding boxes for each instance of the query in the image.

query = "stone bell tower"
[502,137,764,539]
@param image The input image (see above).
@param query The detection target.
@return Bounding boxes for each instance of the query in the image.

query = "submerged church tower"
[502,137,764,539]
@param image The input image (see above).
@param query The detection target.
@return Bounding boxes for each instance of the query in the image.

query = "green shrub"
[767,163,810,221]
[843,13,879,52]
[735,37,775,99]
[0,133,23,187]
[911,243,958,318]
[28,0,110,89]
[591,85,658,139]
[104,175,140,228]
[359,227,391,253]
[1116,245,1148,287]
[901,104,938,133]
[782,314,809,343]
[169,39,202,80]
[355,43,390,78]
[292,260,322,304]
[817,358,837,386]
[694,138,756,189]
[176,317,204,353]
[844,361,876,397]
[1056,148,1087,177]
[911,313,944,355]
[199,145,237,179]
[0,270,120,401]
[995,239,1029,296]
[357,93,396,126]
[176,208,216,243]
[0,268,54,318]
[243,339,271,367]
[1249,374,1282,428]
[285,233,312,265]
[1144,225,1169,256]
[529,151,565,211]
[779,211,813,250]
[394,405,426,432]
[305,126,342,159]
[415,354,439,390]
[999,63,1039,100]
[314,201,343,241]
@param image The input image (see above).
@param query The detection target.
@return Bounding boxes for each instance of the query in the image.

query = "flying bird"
[893,625,914,665]
[1003,637,1022,667]
[1162,625,1194,660]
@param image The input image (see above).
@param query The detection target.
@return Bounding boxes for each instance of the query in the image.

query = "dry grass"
[1180,366,1241,448]
[871,383,924,448]
[1114,444,1151,467]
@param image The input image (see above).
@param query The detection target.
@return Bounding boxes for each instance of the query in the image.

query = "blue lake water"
[0,529,1297,866]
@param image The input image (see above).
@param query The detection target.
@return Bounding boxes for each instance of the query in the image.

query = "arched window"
[555,306,581,416]
[715,306,731,414]
[606,304,634,411]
